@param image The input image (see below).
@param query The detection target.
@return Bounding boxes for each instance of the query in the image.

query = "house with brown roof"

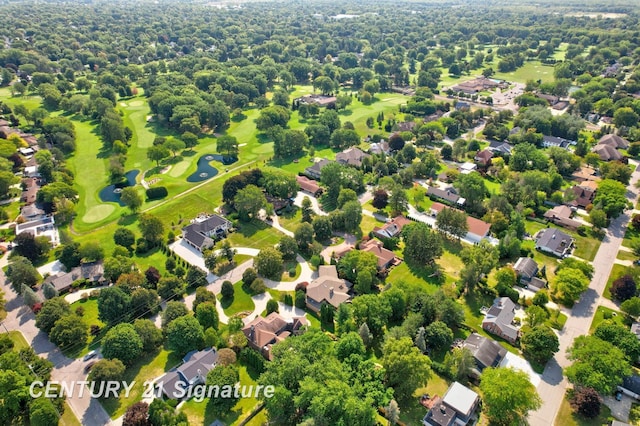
[296,175,323,197]
[474,149,493,167]
[451,77,504,94]
[336,147,370,168]
[242,312,308,360]
[430,203,491,244]
[571,166,600,183]
[295,94,337,108]
[543,205,582,230]
[599,133,630,149]
[482,297,520,344]
[20,177,39,205]
[372,215,412,239]
[567,181,597,209]
[306,265,352,313]
[359,238,401,270]
[593,143,623,161]
[426,186,465,207]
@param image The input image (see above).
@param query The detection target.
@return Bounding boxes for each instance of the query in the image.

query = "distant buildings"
[242,312,308,360]
[181,214,232,252]
[542,135,573,149]
[294,94,337,109]
[336,147,370,168]
[474,149,493,167]
[426,186,466,207]
[567,181,597,209]
[451,76,507,94]
[482,297,520,344]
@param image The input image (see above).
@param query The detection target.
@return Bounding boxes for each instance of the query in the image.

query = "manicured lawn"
[555,390,612,426]
[7,330,28,350]
[360,214,387,235]
[399,373,450,425]
[604,263,633,300]
[219,281,255,316]
[547,309,568,330]
[276,207,301,232]
[524,219,601,262]
[280,261,301,282]
[101,347,182,418]
[225,220,282,250]
[61,401,82,426]
[589,306,624,332]
[617,249,637,262]
[493,61,556,85]
[180,365,264,425]
[387,262,442,295]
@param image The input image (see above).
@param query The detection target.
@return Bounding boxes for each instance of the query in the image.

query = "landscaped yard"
[617,249,637,262]
[555,390,612,426]
[589,306,624,332]
[603,263,635,300]
[399,373,451,425]
[224,220,282,250]
[218,281,255,316]
[70,297,106,358]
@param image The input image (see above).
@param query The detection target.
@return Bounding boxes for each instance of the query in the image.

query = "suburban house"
[474,149,493,167]
[482,297,520,344]
[15,216,59,246]
[426,186,465,207]
[336,147,370,168]
[41,260,106,294]
[372,215,412,239]
[242,312,308,360]
[571,166,600,183]
[593,143,623,161]
[182,214,232,252]
[567,181,597,209]
[395,121,416,132]
[369,140,390,155]
[20,204,46,221]
[542,135,573,149]
[20,177,40,205]
[423,382,480,426]
[536,93,559,105]
[619,375,640,401]
[513,257,546,291]
[543,205,582,230]
[488,140,513,156]
[430,203,492,244]
[599,133,630,150]
[306,265,352,313]
[535,228,574,258]
[459,162,477,174]
[265,194,293,213]
[157,347,218,400]
[359,238,401,270]
[451,76,506,94]
[296,175,323,197]
[462,333,507,375]
[304,158,333,180]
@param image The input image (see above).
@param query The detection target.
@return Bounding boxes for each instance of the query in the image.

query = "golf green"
[84,205,116,223]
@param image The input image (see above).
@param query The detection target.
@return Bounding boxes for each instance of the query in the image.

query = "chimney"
[329,287,334,298]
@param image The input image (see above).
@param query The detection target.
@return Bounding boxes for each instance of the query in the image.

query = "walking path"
[528,160,640,425]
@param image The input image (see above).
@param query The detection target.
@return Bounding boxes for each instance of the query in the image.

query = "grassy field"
[70,297,105,358]
[101,347,182,418]
[493,61,556,85]
[180,365,265,425]
[219,281,255,316]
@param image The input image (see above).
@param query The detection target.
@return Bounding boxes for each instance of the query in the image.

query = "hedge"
[146,186,168,200]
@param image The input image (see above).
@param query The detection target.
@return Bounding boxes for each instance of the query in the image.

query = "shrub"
[146,186,168,200]
[75,306,85,317]
[295,282,309,292]
[221,281,234,299]
[295,290,306,309]
[280,293,293,306]
[250,279,266,294]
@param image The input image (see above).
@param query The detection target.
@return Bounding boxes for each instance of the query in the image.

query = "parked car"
[615,390,623,401]
[84,361,97,374]
[83,350,98,361]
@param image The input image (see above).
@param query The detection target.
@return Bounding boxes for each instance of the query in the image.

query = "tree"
[13,233,49,263]
[385,400,400,426]
[87,358,127,387]
[148,398,188,426]
[120,187,142,213]
[594,319,640,361]
[217,348,237,366]
[130,288,160,317]
[372,189,389,210]
[221,281,234,300]
[294,222,314,253]
[102,323,144,365]
[146,145,169,166]
[329,128,360,150]
[133,319,163,352]
[423,321,454,349]
[381,337,432,402]
[521,325,559,364]
[157,276,185,300]
[216,135,239,158]
[161,301,189,328]
[206,365,240,410]
[98,286,131,325]
[256,105,290,131]
[192,287,217,312]
[21,285,41,308]
[342,200,363,233]
[41,282,58,300]
[352,294,392,339]
[138,214,164,244]
[312,216,332,242]
[301,197,314,223]
[163,138,185,157]
[622,297,640,318]
[36,297,71,334]
[454,172,488,215]
[266,299,279,315]
[480,367,541,426]
[195,302,219,330]
[388,185,408,214]
[29,398,59,426]
[50,314,88,350]
[185,266,207,288]
[402,222,443,266]
[114,228,136,250]
[459,240,499,291]
[589,208,608,229]
[56,242,82,270]
[554,268,590,306]
[593,179,627,218]
[334,331,366,360]
[444,347,476,383]
[436,207,468,240]
[122,402,150,426]
[570,387,602,419]
[6,257,39,293]
[614,107,639,128]
[610,274,637,301]
[166,315,204,357]
[255,247,283,280]
[338,250,378,294]
[525,305,549,328]
[234,184,267,221]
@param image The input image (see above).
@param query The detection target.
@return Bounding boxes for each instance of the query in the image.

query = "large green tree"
[480,367,541,426]
[381,337,432,402]
[102,323,143,365]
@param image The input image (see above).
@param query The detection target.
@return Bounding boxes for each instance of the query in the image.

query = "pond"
[99,170,139,205]
[186,154,237,183]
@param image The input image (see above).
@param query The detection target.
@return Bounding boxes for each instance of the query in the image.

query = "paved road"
[529,161,640,425]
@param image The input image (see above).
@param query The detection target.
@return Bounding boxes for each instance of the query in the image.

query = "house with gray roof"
[423,382,480,426]
[336,147,370,168]
[482,297,520,343]
[157,347,218,400]
[542,135,573,149]
[304,158,333,180]
[42,261,105,293]
[513,257,546,291]
[182,214,232,252]
[427,186,465,206]
[535,227,574,258]
[488,140,513,155]
[462,333,507,376]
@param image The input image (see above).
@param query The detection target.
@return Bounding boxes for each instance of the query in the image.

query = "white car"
[83,350,98,361]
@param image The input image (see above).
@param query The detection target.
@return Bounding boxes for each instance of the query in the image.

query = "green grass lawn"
[219,281,255,316]
[69,297,105,358]
[224,220,281,250]
[589,306,624,332]
[603,263,634,300]
[180,365,264,425]
[101,347,182,418]
[617,249,637,262]
[493,61,556,85]
[399,373,450,425]
[555,389,612,426]
[7,330,29,350]
[61,401,82,426]
[524,219,600,262]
